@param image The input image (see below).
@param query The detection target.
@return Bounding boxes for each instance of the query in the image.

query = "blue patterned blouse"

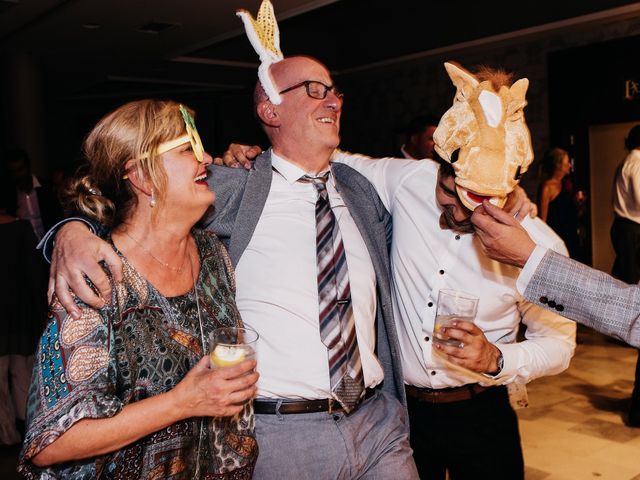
[18,230,257,479]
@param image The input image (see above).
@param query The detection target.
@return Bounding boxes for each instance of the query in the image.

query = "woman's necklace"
[123,230,188,273]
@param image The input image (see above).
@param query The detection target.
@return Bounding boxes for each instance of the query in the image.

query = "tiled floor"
[1,326,638,479]
[520,327,640,479]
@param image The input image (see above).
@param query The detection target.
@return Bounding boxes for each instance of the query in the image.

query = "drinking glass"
[433,289,479,348]
[209,327,258,368]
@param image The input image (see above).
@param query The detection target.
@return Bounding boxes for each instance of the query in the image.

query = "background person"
[1,148,63,241]
[537,147,580,258]
[0,204,46,445]
[400,114,439,160]
[611,123,640,426]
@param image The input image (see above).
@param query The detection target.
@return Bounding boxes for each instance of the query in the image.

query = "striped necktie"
[302,172,364,412]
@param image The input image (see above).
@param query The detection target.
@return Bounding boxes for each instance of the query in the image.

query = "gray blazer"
[524,249,640,348]
[202,150,406,405]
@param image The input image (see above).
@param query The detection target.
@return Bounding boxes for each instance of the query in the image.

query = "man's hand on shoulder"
[212,144,262,170]
[50,222,123,317]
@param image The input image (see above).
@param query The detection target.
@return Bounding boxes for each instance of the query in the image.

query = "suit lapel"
[228,151,273,266]
[332,164,387,281]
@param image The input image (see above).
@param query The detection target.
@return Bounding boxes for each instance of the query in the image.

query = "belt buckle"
[328,398,336,414]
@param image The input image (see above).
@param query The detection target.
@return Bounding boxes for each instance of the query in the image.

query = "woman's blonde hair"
[64,99,194,226]
[542,147,569,178]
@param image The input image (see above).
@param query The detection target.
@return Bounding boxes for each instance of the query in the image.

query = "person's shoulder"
[540,179,555,191]
[193,228,228,256]
[332,162,377,192]
[521,216,569,256]
[209,164,251,180]
[194,228,221,245]
[208,151,272,186]
[540,179,561,198]
[417,158,440,174]
[193,229,235,278]
[623,150,640,171]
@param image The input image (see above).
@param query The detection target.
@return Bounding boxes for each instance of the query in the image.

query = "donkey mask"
[433,62,534,210]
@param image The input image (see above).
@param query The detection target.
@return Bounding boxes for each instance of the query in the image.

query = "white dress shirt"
[613,149,640,223]
[234,152,383,399]
[334,152,576,388]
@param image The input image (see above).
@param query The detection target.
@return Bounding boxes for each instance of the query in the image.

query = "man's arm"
[524,249,640,347]
[472,200,640,348]
[43,221,123,317]
[216,146,537,219]
[332,151,424,211]
[499,300,576,383]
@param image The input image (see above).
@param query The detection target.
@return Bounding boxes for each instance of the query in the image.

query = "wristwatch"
[486,350,504,377]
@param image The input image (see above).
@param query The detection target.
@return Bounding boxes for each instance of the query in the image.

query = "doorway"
[588,121,639,273]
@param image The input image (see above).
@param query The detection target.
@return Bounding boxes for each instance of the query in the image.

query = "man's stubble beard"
[440,206,476,234]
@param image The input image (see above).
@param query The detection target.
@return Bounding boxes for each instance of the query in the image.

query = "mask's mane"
[474,66,514,90]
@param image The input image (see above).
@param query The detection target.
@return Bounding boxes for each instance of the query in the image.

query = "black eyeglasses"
[279,80,344,100]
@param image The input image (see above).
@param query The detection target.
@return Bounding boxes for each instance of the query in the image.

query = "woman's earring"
[150,188,156,208]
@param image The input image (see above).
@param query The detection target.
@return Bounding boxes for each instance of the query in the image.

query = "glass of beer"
[209,327,258,368]
[433,289,479,348]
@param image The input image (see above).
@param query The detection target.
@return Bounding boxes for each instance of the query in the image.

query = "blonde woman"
[18,100,258,479]
[537,147,579,257]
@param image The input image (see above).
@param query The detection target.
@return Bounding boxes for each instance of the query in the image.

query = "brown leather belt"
[405,384,494,404]
[254,388,376,415]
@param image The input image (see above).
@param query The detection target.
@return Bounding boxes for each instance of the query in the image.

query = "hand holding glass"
[433,289,479,348]
[209,327,258,368]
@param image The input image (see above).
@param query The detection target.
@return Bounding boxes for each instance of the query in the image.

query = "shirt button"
[455,235,461,240]
[428,302,433,307]
[439,270,445,275]
[539,296,548,304]
[424,336,430,342]
[556,304,564,312]
[548,300,557,308]
[430,371,437,376]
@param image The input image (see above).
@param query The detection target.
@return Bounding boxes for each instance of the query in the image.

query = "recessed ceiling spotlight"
[137,21,180,34]
[82,23,101,30]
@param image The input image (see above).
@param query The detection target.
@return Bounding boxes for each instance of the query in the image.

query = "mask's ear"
[123,159,152,196]
[506,78,529,117]
[256,100,281,127]
[444,62,479,100]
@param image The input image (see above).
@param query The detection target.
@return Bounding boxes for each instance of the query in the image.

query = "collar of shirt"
[271,150,337,191]
[400,144,415,159]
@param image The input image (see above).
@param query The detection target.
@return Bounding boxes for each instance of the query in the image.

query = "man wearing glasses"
[42,55,419,479]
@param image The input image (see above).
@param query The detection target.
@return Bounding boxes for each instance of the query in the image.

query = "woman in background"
[538,147,580,258]
[0,206,46,445]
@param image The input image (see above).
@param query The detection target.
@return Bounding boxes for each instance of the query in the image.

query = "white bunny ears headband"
[236,0,284,104]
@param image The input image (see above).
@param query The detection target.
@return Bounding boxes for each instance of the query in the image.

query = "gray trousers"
[253,390,418,479]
